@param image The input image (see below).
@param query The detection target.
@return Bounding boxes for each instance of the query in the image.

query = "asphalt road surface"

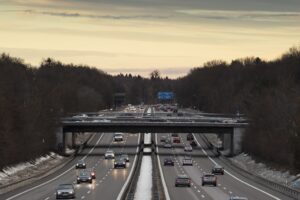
[1,132,140,200]
[155,133,295,200]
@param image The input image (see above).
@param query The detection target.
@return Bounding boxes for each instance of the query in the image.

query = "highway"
[1,132,140,200]
[1,105,298,200]
[155,133,295,200]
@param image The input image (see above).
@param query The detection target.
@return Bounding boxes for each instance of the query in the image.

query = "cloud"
[177,9,300,22]
[7,9,170,20]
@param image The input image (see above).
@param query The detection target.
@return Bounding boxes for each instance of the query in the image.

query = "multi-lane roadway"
[156,133,295,200]
[1,133,140,200]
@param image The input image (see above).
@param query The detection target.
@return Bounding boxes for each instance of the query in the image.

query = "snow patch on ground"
[0,152,64,187]
[134,156,152,200]
[230,153,299,186]
[205,134,300,189]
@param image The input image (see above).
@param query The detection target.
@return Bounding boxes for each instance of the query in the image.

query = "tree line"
[0,47,299,171]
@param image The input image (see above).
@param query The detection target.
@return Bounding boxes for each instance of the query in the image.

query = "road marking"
[81,196,85,199]
[6,133,104,200]
[201,194,205,198]
[44,197,50,200]
[193,134,281,200]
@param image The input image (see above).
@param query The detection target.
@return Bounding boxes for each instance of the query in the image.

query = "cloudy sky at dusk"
[1,0,300,78]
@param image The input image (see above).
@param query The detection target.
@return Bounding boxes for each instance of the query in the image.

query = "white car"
[114,133,124,142]
[184,145,193,152]
[104,150,115,159]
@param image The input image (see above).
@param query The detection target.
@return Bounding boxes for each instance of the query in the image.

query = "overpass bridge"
[59,109,248,156]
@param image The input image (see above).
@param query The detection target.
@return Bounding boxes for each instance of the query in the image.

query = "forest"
[0,46,299,171]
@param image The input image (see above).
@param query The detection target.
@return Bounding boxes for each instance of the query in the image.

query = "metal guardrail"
[121,134,144,200]
[152,140,165,200]
[200,135,300,200]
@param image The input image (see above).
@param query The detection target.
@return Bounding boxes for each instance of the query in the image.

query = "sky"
[1,0,300,78]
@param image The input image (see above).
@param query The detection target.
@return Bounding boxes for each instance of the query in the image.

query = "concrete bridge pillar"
[232,127,245,155]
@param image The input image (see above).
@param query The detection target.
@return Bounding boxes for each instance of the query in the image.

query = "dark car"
[171,133,179,137]
[182,155,193,166]
[202,174,217,186]
[114,157,126,168]
[56,184,75,199]
[187,133,194,141]
[164,157,174,166]
[77,170,93,184]
[212,165,224,175]
[175,175,191,187]
[190,140,197,147]
[120,154,130,162]
[75,160,86,169]
[229,197,248,200]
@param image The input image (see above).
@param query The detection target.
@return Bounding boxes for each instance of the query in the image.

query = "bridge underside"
[63,125,234,134]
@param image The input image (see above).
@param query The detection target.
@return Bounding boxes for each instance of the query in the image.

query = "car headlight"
[70,190,74,194]
[88,177,92,179]
[77,177,80,180]
[57,191,62,194]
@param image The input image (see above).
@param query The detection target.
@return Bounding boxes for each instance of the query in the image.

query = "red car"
[173,137,181,143]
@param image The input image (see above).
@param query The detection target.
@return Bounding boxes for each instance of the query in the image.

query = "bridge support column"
[232,127,245,155]
[72,132,76,148]
[220,133,232,155]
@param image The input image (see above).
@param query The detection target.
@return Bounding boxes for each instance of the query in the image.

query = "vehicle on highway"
[77,170,93,184]
[171,133,179,137]
[163,157,175,166]
[75,160,86,169]
[229,197,248,200]
[212,165,224,175]
[163,141,172,148]
[172,136,181,143]
[202,174,217,186]
[56,184,75,199]
[104,150,115,159]
[160,136,167,142]
[120,154,130,162]
[190,139,197,147]
[187,133,194,140]
[114,157,126,168]
[175,174,191,187]
[114,133,124,142]
[85,168,96,179]
[182,155,193,166]
[184,145,193,152]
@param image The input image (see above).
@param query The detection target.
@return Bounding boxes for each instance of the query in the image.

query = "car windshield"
[58,184,73,189]
[78,160,84,164]
[79,171,89,176]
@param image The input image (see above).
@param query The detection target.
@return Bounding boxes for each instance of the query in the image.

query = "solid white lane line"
[193,134,281,200]
[116,133,141,200]
[6,133,104,200]
[155,134,171,200]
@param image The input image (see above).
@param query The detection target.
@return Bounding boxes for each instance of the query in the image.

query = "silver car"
[105,150,115,159]
[229,197,248,200]
[56,184,75,199]
[184,145,193,152]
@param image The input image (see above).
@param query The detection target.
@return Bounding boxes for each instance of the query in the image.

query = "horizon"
[1,0,300,78]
